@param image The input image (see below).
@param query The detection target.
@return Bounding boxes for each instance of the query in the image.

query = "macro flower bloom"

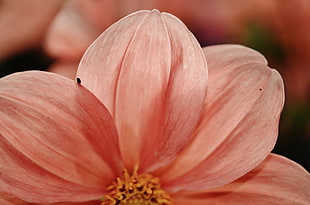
[0,10,309,205]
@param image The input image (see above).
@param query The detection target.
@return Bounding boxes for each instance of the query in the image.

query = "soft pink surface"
[0,191,98,205]
[0,192,26,205]
[172,154,310,205]
[0,71,121,203]
[48,61,79,79]
[77,10,208,171]
[159,45,284,191]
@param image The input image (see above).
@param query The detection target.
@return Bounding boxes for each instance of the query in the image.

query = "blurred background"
[1,0,309,171]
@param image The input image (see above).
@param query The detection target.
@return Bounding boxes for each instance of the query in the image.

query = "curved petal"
[0,191,27,205]
[160,45,284,191]
[77,10,208,171]
[54,202,100,205]
[48,61,79,79]
[0,190,99,205]
[0,71,121,203]
[172,154,310,205]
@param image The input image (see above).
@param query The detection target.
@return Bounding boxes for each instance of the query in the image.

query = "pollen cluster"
[101,167,172,205]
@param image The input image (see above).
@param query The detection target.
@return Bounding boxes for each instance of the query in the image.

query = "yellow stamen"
[101,166,172,205]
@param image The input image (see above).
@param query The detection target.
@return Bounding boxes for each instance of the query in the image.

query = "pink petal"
[172,154,310,205]
[48,61,79,79]
[160,45,284,191]
[0,71,121,203]
[0,191,98,205]
[54,202,99,205]
[77,10,208,171]
[0,191,27,205]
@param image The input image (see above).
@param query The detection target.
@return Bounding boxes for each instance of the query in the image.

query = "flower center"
[101,166,172,205]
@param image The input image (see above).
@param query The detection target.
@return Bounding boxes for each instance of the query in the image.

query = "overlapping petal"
[172,154,310,205]
[0,191,98,205]
[77,10,208,171]
[48,61,79,79]
[160,45,284,191]
[0,191,26,205]
[0,71,121,203]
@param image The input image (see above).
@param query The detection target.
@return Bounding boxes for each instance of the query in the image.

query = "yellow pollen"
[101,166,172,205]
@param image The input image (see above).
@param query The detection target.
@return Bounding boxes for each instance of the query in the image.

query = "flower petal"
[0,190,99,205]
[172,154,310,205]
[48,61,79,79]
[77,10,208,171]
[0,191,27,205]
[54,202,99,205]
[0,71,121,203]
[160,45,284,191]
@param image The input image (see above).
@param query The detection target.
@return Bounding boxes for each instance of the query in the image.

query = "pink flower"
[0,10,309,205]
